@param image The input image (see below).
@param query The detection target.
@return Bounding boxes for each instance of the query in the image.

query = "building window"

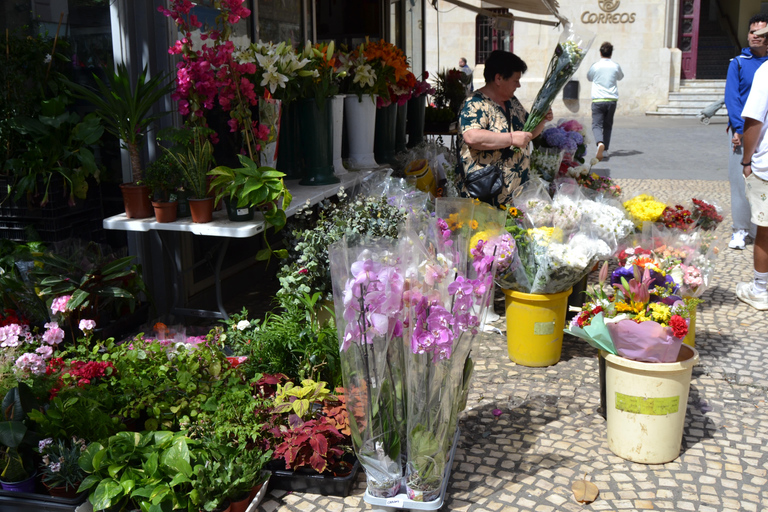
[475,9,512,65]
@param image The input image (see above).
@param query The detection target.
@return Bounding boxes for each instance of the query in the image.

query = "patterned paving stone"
[256,179,768,512]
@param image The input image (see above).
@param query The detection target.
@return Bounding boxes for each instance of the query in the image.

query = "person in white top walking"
[587,42,624,161]
[737,29,768,310]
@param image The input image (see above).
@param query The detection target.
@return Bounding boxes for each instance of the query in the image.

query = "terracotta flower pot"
[43,479,81,499]
[152,201,178,223]
[229,492,252,512]
[120,183,153,219]
[188,197,214,223]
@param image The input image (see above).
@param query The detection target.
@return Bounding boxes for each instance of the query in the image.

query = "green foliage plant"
[65,64,172,184]
[271,378,332,420]
[101,337,232,431]
[28,395,121,444]
[0,383,40,482]
[228,294,342,389]
[160,125,217,199]
[143,153,184,202]
[5,95,103,205]
[0,240,49,324]
[208,154,293,261]
[78,430,198,512]
[277,189,404,304]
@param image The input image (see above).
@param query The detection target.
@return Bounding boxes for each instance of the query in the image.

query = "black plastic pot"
[266,457,360,497]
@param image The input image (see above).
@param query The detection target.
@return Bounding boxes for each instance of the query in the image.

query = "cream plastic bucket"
[602,344,699,464]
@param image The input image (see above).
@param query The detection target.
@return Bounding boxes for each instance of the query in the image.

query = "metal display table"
[103,172,369,320]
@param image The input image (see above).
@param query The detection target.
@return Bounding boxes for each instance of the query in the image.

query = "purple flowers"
[542,126,580,153]
[340,257,404,352]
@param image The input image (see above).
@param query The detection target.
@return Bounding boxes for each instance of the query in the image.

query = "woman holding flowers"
[458,50,553,206]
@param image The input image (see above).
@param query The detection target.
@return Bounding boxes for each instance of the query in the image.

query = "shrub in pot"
[38,437,88,498]
[66,64,172,218]
[144,153,184,223]
[161,126,217,223]
[0,383,41,489]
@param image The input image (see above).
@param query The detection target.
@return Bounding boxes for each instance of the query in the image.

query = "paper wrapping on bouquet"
[258,98,282,169]
[328,239,406,498]
[606,319,684,363]
[565,312,616,355]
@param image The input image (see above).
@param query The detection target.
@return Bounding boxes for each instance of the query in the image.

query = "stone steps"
[646,79,727,118]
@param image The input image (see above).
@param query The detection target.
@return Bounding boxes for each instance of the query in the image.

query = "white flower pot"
[344,94,379,170]
[331,95,348,175]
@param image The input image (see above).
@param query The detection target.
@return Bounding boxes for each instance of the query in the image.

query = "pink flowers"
[50,295,71,315]
[79,319,97,333]
[0,323,24,348]
[42,322,65,346]
[15,352,46,375]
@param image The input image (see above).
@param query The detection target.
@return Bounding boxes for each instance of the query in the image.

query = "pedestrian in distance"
[587,42,623,162]
[725,13,768,250]
[459,57,474,92]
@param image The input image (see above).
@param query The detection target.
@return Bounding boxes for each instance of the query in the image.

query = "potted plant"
[78,430,198,511]
[161,126,217,223]
[65,64,172,219]
[208,154,292,258]
[144,153,184,223]
[4,95,104,209]
[37,437,87,498]
[0,383,40,493]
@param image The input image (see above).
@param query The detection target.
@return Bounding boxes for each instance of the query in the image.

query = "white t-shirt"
[742,62,768,179]
[586,59,624,101]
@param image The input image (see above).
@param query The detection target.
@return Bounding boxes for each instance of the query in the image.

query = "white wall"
[425,0,677,116]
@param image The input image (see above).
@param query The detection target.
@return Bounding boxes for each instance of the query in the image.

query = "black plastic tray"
[0,489,87,512]
[267,458,360,497]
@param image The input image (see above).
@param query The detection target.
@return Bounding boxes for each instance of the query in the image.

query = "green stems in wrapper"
[521,26,595,133]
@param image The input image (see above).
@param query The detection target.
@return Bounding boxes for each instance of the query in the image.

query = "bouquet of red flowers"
[659,204,695,231]
[691,198,723,230]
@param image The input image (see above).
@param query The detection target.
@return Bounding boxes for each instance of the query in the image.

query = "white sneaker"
[736,282,768,310]
[596,142,605,161]
[729,230,748,250]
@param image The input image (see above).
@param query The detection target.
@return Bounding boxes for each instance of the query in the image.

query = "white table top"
[103,170,370,237]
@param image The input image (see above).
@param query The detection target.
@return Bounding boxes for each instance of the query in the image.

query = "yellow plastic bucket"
[602,345,699,464]
[503,288,572,367]
[404,159,436,197]
[682,302,696,347]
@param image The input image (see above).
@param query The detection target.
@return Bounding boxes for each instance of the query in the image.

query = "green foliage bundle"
[277,189,405,303]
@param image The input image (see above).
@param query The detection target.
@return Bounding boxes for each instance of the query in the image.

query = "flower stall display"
[329,240,406,498]
[566,262,698,363]
[520,25,594,133]
[502,180,633,294]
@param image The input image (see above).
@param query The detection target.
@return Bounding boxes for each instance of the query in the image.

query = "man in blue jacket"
[725,13,768,250]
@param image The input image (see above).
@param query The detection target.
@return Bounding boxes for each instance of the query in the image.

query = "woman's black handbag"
[463,164,503,203]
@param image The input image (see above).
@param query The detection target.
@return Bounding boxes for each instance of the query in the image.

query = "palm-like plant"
[66,63,172,184]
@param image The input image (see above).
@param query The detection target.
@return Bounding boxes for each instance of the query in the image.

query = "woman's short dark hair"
[483,51,527,83]
[600,42,613,58]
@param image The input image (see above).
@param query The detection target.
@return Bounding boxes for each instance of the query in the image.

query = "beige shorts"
[745,172,768,227]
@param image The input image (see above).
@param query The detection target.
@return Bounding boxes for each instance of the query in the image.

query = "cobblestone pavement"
[257,179,768,512]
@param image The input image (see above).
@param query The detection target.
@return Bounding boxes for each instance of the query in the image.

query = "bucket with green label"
[602,344,699,464]
[503,288,572,367]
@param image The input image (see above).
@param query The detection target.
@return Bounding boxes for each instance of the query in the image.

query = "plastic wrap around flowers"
[328,198,507,502]
[501,179,634,294]
[566,262,698,363]
[617,224,721,299]
[329,241,406,498]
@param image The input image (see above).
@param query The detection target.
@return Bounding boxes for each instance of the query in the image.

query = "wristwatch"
[742,161,752,167]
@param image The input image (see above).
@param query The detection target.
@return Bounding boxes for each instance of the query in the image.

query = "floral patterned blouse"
[458,91,531,206]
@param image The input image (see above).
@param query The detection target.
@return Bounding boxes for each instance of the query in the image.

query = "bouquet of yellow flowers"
[623,194,667,229]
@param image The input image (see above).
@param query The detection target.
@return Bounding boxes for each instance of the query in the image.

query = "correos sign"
[581,0,636,24]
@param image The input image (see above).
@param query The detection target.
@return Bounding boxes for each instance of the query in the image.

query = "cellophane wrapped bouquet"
[500,179,634,294]
[329,238,407,497]
[398,198,503,501]
[566,260,699,363]
[521,25,595,133]
[531,119,592,181]
[617,223,722,299]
